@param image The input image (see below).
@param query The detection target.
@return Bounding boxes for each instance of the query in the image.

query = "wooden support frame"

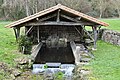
[31,42,43,60]
[13,27,20,41]
[81,25,94,41]
[97,25,101,38]
[25,21,95,26]
[17,27,20,38]
[70,41,81,65]
[92,26,98,49]
[57,9,60,22]
[37,26,40,43]
[74,27,82,37]
[25,26,34,35]
[39,14,57,22]
[61,14,80,22]
[13,27,18,40]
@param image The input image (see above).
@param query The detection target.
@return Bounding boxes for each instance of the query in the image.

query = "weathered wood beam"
[39,14,57,22]
[17,27,20,38]
[97,25,101,38]
[81,26,94,41]
[25,21,94,26]
[13,27,20,41]
[77,17,82,20]
[74,27,82,37]
[25,26,33,35]
[70,41,81,65]
[57,9,60,22]
[92,26,98,49]
[61,14,80,22]
[31,42,43,60]
[13,27,18,40]
[37,26,40,43]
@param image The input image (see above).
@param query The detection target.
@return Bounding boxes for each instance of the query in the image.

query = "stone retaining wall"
[101,29,120,46]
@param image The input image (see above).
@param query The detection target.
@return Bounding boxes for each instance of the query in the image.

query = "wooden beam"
[81,26,94,41]
[57,9,60,22]
[39,14,57,22]
[77,17,82,20]
[70,41,81,65]
[31,42,43,60]
[74,27,82,37]
[92,26,98,49]
[17,27,20,38]
[97,26,101,38]
[25,26,34,35]
[13,27,18,41]
[61,14,80,22]
[37,26,40,43]
[25,21,94,26]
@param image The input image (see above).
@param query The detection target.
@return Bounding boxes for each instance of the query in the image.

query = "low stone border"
[101,29,120,46]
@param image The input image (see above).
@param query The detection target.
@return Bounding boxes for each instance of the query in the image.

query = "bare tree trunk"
[35,0,38,13]
[116,7,120,18]
[25,0,30,16]
[99,6,103,18]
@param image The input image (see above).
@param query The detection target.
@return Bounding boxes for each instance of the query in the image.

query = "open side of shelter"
[6,4,109,64]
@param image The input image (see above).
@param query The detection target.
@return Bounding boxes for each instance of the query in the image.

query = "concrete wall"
[101,29,120,46]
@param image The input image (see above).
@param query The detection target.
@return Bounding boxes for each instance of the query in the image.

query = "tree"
[113,0,120,18]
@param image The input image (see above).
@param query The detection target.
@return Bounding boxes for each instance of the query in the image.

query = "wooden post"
[57,9,60,22]
[13,27,18,41]
[37,26,40,43]
[93,26,97,49]
[25,26,33,35]
[97,26,101,39]
[17,27,20,38]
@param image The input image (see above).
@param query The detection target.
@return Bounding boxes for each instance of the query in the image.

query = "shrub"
[17,35,32,54]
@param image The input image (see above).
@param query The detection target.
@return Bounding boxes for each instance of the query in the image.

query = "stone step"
[80,58,91,62]
[81,53,89,57]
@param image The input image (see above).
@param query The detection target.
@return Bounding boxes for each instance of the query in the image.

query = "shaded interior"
[34,43,75,64]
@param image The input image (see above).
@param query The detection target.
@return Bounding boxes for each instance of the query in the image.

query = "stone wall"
[101,29,120,46]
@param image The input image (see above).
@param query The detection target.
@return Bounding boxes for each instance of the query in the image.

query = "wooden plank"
[70,41,81,65]
[17,27,20,38]
[57,9,60,22]
[31,42,43,60]
[93,26,97,49]
[37,26,40,43]
[39,14,57,22]
[81,26,94,41]
[25,21,94,26]
[74,27,82,36]
[13,27,18,40]
[61,14,79,22]
[25,26,33,35]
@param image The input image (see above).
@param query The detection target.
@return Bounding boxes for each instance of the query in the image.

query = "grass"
[0,21,25,67]
[89,41,120,80]
[86,19,120,32]
[101,19,120,32]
